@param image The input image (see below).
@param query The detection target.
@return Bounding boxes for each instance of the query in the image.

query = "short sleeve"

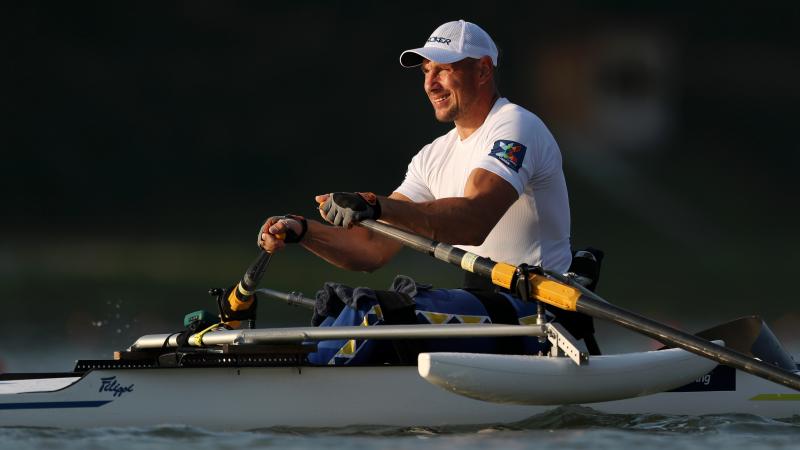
[394,146,436,202]
[472,113,538,195]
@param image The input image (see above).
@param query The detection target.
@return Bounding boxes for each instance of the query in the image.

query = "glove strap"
[283,214,308,243]
[356,192,382,220]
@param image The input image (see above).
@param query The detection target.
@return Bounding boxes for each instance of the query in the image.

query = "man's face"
[421,58,482,123]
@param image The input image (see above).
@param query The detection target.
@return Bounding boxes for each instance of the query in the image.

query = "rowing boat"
[0,315,797,429]
[2,220,798,429]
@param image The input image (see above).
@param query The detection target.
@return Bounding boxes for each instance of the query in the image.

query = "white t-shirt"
[395,98,572,273]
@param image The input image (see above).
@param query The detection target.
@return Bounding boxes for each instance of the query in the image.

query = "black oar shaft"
[359,220,500,281]
[577,295,800,391]
[241,251,272,295]
[227,250,273,313]
[358,219,800,392]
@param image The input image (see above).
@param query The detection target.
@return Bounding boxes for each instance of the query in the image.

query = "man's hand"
[316,192,382,228]
[257,215,307,253]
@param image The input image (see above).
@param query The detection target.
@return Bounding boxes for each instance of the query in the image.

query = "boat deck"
[0,373,81,394]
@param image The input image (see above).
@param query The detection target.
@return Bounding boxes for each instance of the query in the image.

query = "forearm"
[379,196,494,245]
[314,169,517,248]
[300,220,402,272]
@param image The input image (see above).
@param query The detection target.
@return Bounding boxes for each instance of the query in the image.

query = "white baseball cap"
[399,20,498,68]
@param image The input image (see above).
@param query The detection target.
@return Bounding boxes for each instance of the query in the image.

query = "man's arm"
[258,193,408,272]
[263,168,517,269]
[299,217,403,272]
[380,168,518,245]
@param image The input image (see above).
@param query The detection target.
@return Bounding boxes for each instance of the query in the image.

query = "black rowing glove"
[258,215,308,246]
[281,214,308,243]
[319,192,381,228]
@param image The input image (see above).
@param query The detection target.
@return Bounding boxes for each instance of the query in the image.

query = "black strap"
[464,289,525,355]
[463,289,518,325]
[373,290,419,364]
[283,214,308,243]
[373,290,417,325]
[463,271,496,291]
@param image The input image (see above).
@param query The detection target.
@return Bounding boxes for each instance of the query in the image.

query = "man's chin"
[434,109,457,123]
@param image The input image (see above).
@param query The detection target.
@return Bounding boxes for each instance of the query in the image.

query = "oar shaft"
[359,220,506,284]
[241,251,273,295]
[224,250,273,314]
[358,219,800,392]
[577,295,800,391]
[360,220,580,309]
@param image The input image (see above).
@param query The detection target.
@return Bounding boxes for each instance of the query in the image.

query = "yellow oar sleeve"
[529,274,580,311]
[490,263,517,289]
[490,263,580,311]
[228,282,255,312]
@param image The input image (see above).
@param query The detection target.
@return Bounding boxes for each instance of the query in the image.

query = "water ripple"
[2,407,800,450]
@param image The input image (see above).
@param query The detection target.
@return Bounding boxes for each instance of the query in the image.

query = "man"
[259,20,572,287]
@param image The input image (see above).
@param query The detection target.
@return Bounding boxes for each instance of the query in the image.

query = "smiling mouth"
[431,93,451,105]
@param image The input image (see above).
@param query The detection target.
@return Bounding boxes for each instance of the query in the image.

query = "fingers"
[317,193,358,228]
[341,211,355,229]
[333,208,344,227]
[320,195,335,224]
[267,220,286,235]
[316,193,332,222]
[258,233,286,253]
[257,217,280,244]
[270,218,302,236]
[257,216,289,253]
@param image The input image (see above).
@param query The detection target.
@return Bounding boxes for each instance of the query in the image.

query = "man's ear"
[478,56,493,84]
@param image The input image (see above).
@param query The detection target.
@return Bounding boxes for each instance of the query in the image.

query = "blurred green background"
[2,2,799,369]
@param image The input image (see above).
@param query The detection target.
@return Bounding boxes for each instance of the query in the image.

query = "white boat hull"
[1,363,798,429]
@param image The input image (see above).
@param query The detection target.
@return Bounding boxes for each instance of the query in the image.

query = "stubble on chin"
[434,107,458,123]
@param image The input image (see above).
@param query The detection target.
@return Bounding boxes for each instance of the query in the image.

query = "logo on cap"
[427,36,452,45]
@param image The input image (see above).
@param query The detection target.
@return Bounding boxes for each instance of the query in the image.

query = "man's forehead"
[421,59,452,69]
[421,58,478,70]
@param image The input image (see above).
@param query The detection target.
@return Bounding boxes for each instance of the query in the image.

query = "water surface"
[3,406,799,450]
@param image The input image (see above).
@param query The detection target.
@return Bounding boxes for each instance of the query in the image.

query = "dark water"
[2,406,799,450]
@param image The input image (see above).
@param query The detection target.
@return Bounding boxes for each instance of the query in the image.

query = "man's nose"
[424,72,440,92]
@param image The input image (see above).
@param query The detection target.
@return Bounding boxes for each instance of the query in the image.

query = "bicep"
[463,168,519,222]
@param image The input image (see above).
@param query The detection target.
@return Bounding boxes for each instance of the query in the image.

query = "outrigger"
[1,220,798,429]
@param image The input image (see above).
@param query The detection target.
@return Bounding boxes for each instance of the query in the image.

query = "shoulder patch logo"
[489,140,527,172]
